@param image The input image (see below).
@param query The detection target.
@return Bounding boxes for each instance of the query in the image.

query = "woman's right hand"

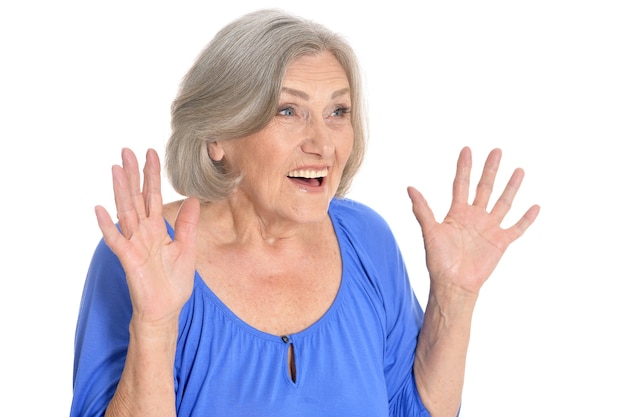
[95,148,200,325]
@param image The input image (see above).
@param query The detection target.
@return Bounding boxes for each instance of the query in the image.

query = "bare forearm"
[414,283,478,417]
[105,317,179,417]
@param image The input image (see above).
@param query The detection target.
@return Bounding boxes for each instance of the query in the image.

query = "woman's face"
[213,51,354,225]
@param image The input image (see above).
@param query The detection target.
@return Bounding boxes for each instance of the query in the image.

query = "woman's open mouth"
[287,168,328,187]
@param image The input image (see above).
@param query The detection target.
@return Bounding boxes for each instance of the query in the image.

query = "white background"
[1,1,624,415]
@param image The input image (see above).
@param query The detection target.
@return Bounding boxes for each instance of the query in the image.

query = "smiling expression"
[209,51,354,226]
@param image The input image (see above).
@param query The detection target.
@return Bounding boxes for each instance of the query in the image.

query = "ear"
[208,141,225,162]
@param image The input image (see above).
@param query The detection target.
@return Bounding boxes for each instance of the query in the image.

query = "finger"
[472,148,502,209]
[451,147,472,207]
[490,167,524,222]
[95,204,129,254]
[142,149,163,218]
[407,186,437,234]
[504,204,541,242]
[111,164,139,238]
[174,197,201,250]
[121,148,147,220]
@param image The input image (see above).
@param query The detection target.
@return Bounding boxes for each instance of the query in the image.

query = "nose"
[300,116,334,158]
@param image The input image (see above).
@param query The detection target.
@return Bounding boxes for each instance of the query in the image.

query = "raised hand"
[407,146,540,296]
[94,148,200,324]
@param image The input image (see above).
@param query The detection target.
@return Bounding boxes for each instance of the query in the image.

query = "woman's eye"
[331,107,351,117]
[278,107,295,116]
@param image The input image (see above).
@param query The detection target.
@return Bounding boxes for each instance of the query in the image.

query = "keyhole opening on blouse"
[287,343,297,383]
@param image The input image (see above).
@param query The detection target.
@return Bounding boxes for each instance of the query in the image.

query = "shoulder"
[329,197,397,249]
[330,199,414,314]
[330,197,393,235]
[329,197,386,222]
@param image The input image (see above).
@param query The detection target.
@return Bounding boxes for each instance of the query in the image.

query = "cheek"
[244,147,288,186]
[338,131,355,163]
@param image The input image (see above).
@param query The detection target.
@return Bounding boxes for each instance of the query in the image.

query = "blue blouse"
[71,198,431,416]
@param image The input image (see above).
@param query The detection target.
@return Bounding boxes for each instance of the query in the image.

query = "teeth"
[287,168,328,178]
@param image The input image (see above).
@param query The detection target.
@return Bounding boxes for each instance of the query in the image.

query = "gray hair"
[165,9,367,202]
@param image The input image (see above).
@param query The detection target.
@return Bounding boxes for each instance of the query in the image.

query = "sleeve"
[376,226,431,417]
[375,217,461,417]
[333,198,432,416]
[69,237,132,417]
[385,293,432,417]
[382,247,461,417]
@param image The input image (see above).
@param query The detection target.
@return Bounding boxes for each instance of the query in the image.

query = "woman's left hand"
[408,146,540,296]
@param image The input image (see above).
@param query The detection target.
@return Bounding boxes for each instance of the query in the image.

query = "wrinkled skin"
[408,146,540,297]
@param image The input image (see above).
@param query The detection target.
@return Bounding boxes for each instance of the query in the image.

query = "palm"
[95,148,200,323]
[408,147,540,295]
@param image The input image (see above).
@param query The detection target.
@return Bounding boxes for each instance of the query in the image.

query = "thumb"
[407,186,436,234]
[174,197,201,249]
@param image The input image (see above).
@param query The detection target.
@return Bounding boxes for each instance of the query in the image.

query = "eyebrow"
[281,87,350,100]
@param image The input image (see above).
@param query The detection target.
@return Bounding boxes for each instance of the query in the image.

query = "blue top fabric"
[71,198,431,416]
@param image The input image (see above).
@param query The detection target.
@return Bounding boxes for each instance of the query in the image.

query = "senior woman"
[70,9,539,417]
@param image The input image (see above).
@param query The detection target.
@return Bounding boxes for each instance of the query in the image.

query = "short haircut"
[166,9,367,202]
